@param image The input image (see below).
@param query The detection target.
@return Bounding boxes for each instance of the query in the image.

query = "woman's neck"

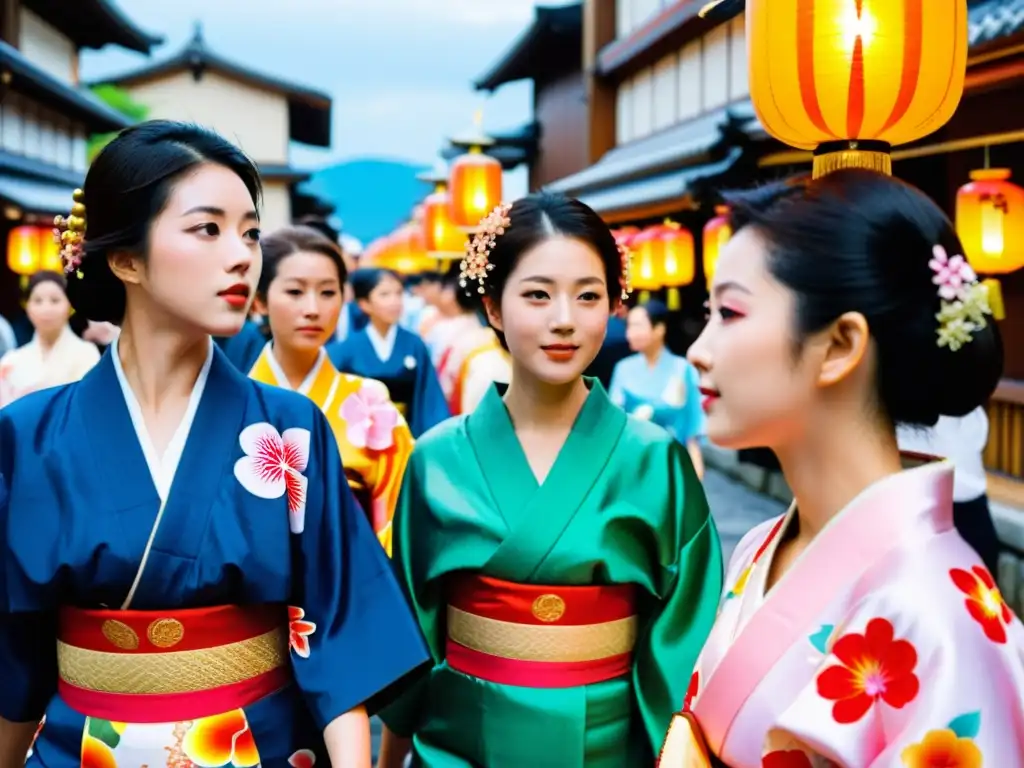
[642,344,663,367]
[35,326,64,353]
[117,307,209,410]
[775,411,903,542]
[503,364,590,432]
[369,318,392,338]
[271,341,319,390]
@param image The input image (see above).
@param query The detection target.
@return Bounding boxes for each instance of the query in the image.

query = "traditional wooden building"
[464,2,586,190]
[90,23,334,231]
[0,0,160,316]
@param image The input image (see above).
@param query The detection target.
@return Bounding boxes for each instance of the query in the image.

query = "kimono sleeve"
[633,437,724,752]
[290,406,429,729]
[764,564,1024,766]
[368,408,414,558]
[409,339,449,437]
[0,418,58,723]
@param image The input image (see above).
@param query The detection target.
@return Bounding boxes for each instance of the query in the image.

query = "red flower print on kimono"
[950,565,1012,644]
[815,617,919,724]
[762,751,813,768]
[339,379,399,451]
[901,728,982,768]
[289,605,317,658]
[81,735,117,768]
[182,710,260,767]
[234,422,310,533]
[683,670,700,711]
[289,749,316,768]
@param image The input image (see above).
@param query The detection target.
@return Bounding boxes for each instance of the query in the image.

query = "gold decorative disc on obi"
[531,594,566,623]
[101,620,140,650]
[147,618,185,648]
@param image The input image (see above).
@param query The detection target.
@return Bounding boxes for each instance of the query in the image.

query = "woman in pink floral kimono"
[661,170,1024,767]
[248,225,414,554]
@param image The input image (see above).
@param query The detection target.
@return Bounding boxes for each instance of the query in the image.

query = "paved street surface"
[369,468,783,756]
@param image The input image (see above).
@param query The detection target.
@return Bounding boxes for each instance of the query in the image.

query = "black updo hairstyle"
[724,169,1003,428]
[66,120,262,324]
[469,192,623,347]
[257,225,347,298]
[349,267,402,302]
[25,270,67,300]
[634,298,670,331]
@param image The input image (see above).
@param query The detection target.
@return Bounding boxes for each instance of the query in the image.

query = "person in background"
[327,267,449,437]
[584,301,631,389]
[0,312,17,356]
[897,406,1000,575]
[0,270,100,406]
[610,299,705,478]
[249,225,414,554]
[398,274,427,332]
[82,319,121,353]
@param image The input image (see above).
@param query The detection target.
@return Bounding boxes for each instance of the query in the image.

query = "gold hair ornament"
[53,189,86,279]
[461,202,511,295]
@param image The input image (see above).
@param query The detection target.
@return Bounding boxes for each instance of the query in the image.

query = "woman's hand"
[0,718,40,768]
[323,706,371,768]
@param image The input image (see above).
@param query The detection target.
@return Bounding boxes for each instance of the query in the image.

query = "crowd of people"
[0,120,1021,768]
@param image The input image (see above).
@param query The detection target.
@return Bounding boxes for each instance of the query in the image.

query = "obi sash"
[445,574,637,688]
[57,604,290,722]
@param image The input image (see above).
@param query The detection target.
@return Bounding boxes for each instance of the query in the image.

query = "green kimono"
[382,379,723,767]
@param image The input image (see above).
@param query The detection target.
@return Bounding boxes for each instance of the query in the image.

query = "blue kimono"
[215,318,267,373]
[326,325,449,438]
[608,351,705,443]
[0,340,428,767]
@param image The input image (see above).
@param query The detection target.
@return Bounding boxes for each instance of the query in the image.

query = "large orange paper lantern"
[423,189,466,258]
[747,0,968,177]
[657,222,695,310]
[702,206,732,286]
[448,112,503,228]
[385,222,435,275]
[7,226,45,275]
[629,226,664,301]
[956,168,1024,276]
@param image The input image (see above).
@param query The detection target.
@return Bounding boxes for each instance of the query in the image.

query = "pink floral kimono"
[666,460,1024,767]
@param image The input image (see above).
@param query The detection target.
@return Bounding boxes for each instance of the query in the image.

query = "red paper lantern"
[449,151,502,228]
[628,227,664,301]
[657,222,694,309]
[7,226,46,276]
[956,168,1024,276]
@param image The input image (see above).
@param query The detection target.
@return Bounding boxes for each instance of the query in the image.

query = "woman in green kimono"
[377,192,723,768]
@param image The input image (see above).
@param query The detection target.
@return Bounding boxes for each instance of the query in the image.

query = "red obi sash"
[57,604,290,722]
[445,574,637,688]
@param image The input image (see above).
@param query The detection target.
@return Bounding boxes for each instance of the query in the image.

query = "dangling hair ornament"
[461,202,511,295]
[618,241,633,302]
[53,188,86,279]
[929,244,993,352]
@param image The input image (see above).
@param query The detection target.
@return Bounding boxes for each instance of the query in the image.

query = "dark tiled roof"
[0,41,132,133]
[969,0,1024,47]
[475,3,583,91]
[89,23,332,147]
[22,0,162,54]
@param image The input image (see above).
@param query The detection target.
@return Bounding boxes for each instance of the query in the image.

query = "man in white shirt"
[897,406,1000,573]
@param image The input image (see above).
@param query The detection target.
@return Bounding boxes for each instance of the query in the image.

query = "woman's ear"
[817,311,870,388]
[107,250,143,286]
[482,295,502,333]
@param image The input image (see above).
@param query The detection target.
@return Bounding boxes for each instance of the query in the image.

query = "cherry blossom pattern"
[683,670,700,712]
[289,749,316,768]
[234,423,310,534]
[289,605,317,659]
[929,245,977,302]
[950,565,1012,644]
[339,380,398,451]
[815,617,920,724]
[928,245,993,351]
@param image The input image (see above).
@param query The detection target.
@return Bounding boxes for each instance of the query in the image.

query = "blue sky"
[81,0,568,197]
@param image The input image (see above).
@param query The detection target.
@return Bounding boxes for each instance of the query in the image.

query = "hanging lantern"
[419,165,466,262]
[628,226,664,303]
[386,222,436,275]
[360,236,391,267]
[7,226,44,276]
[658,221,695,311]
[702,206,732,286]
[747,0,968,178]
[448,111,503,229]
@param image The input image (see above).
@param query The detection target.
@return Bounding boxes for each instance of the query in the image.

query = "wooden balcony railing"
[984,379,1024,482]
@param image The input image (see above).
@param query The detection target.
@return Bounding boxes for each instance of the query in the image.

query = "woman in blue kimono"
[0,121,428,768]
[609,300,706,477]
[326,268,448,437]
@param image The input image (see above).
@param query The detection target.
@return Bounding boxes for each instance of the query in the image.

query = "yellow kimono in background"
[249,344,413,554]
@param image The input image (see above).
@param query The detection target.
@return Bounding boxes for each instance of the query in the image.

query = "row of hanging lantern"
[363,111,504,276]
[7,225,62,286]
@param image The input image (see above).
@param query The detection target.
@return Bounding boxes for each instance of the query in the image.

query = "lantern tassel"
[667,288,681,311]
[812,141,892,179]
[982,278,1005,321]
